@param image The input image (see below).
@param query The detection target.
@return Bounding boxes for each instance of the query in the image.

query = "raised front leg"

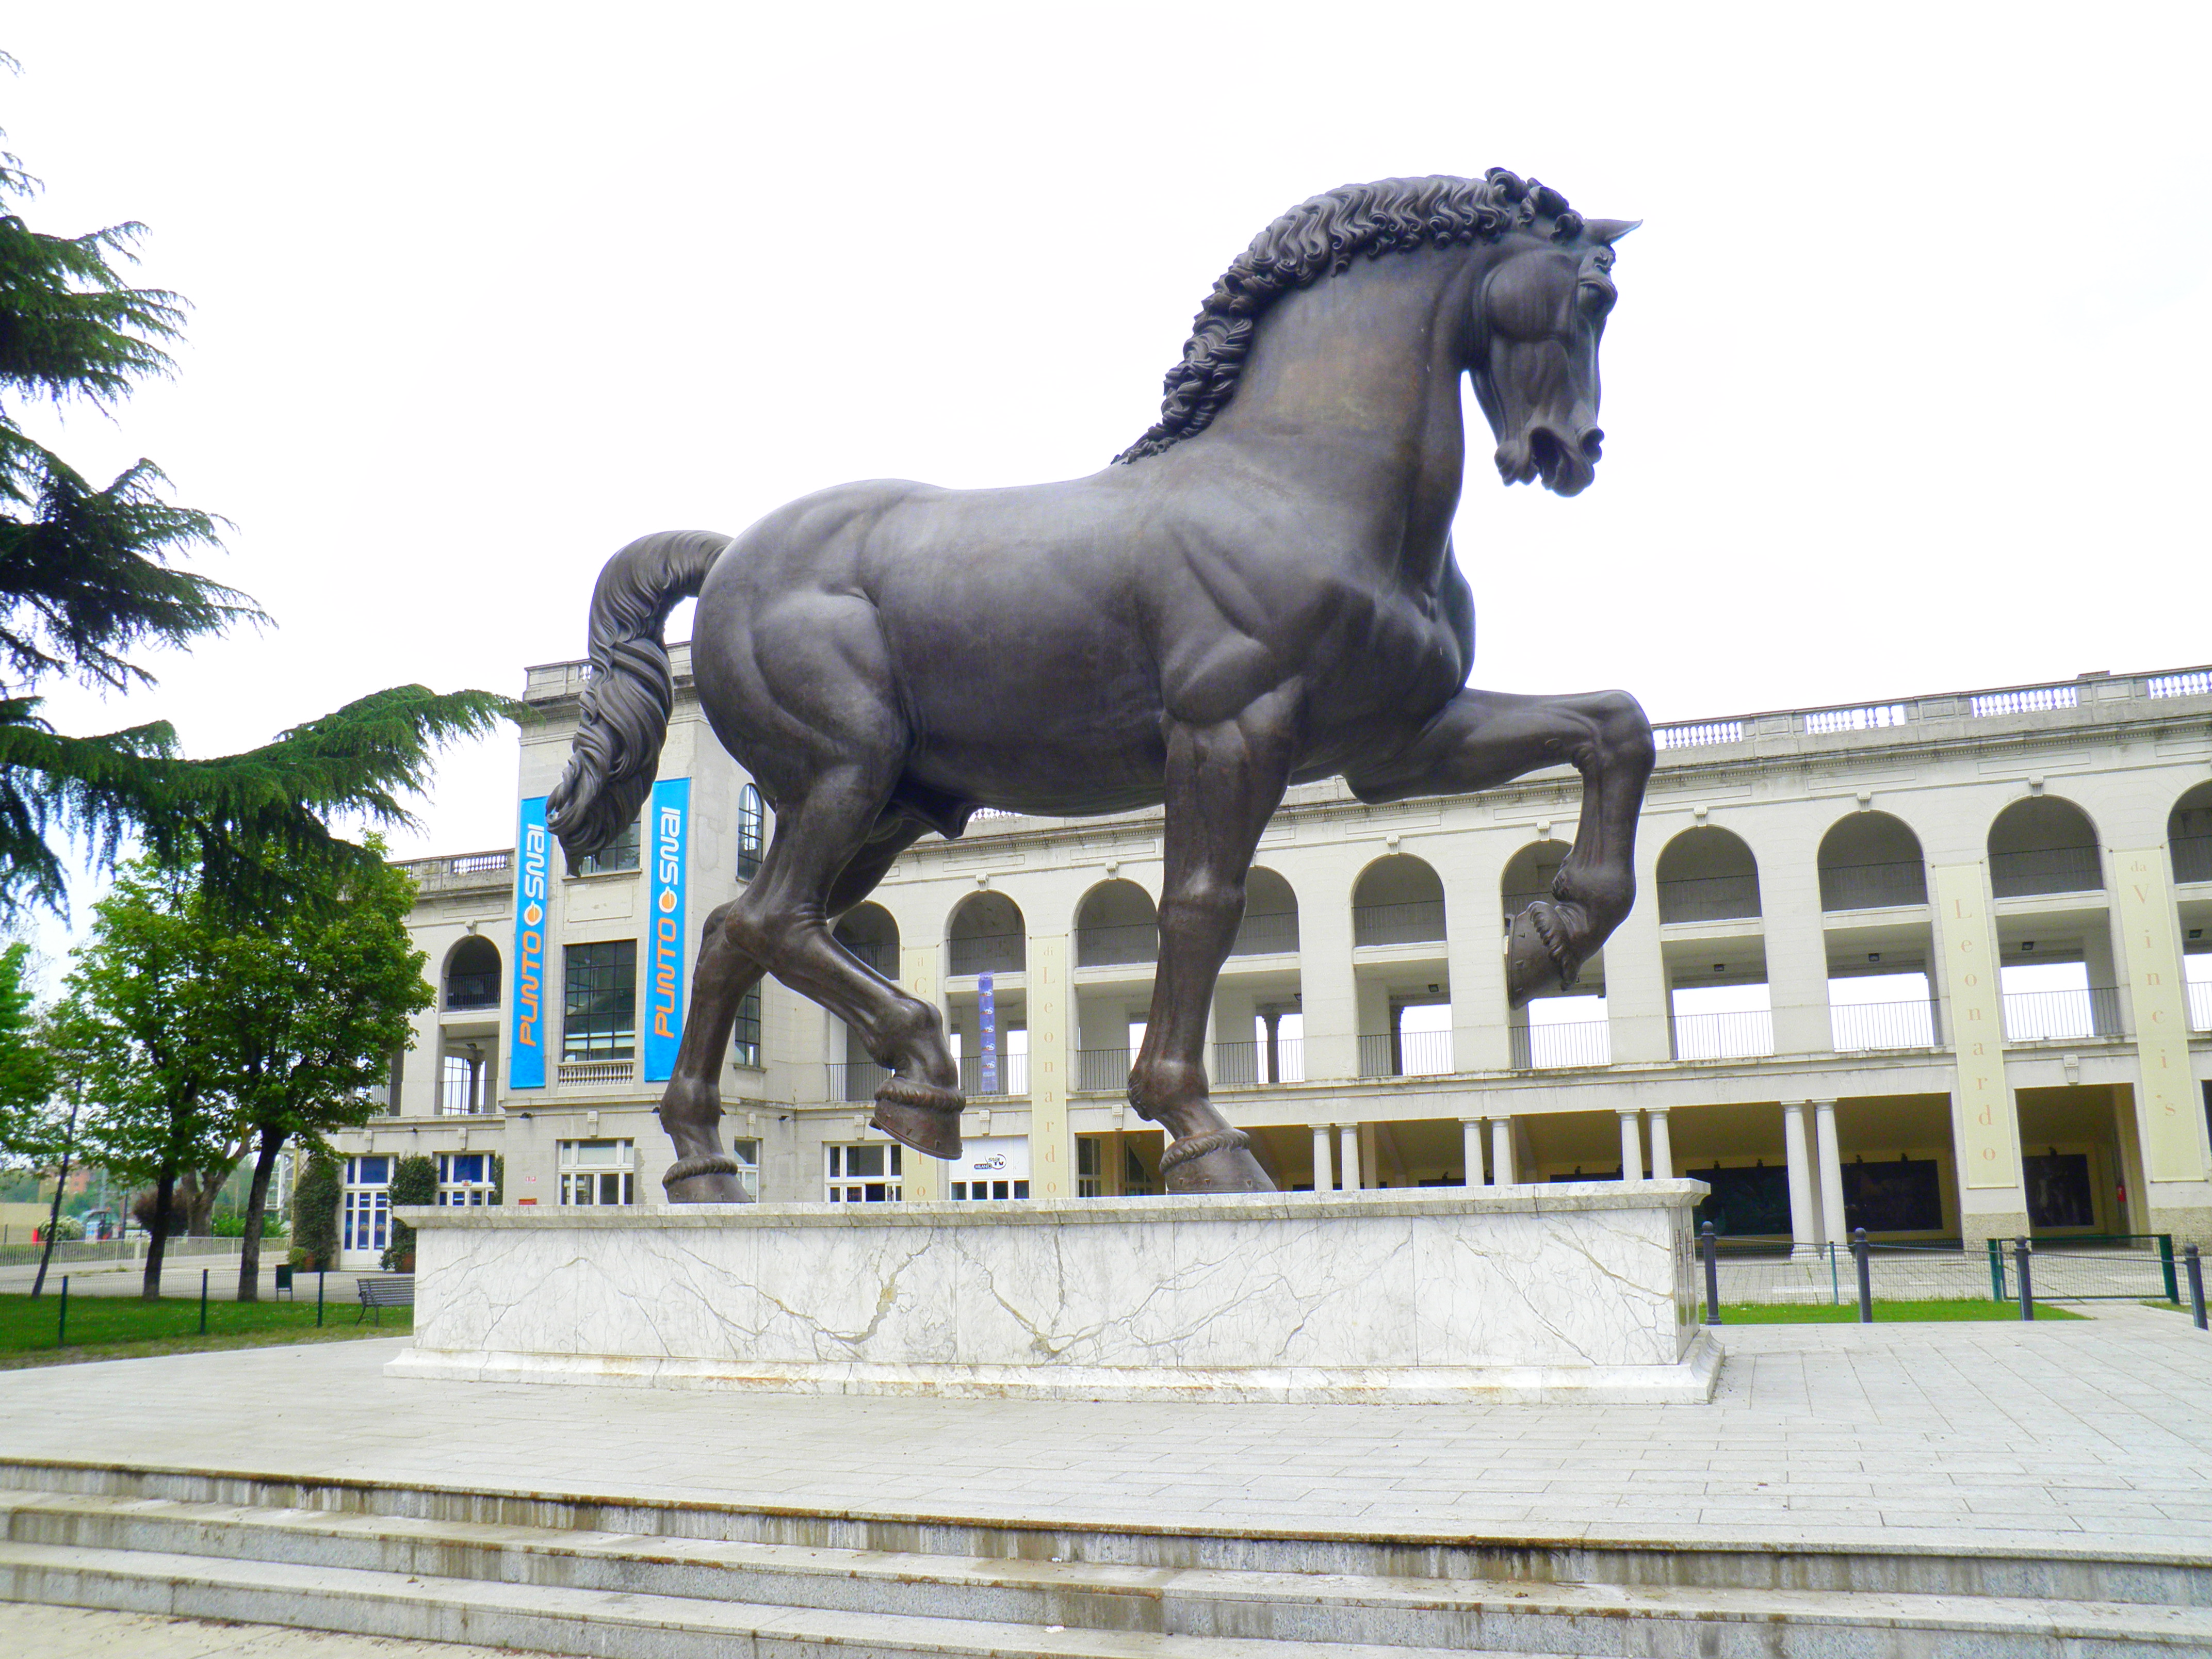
[1133,695,1299,1193]
[1346,688,1654,1005]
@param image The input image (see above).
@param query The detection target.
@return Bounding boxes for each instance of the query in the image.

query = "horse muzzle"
[1497,422,1602,497]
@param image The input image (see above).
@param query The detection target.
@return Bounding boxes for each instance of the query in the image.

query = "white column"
[1311,1123,1334,1194]
[1617,1108,1645,1182]
[1338,1122,1362,1191]
[1781,1101,1820,1257]
[1489,1115,1516,1186]
[1648,1107,1674,1181]
[1461,1117,1485,1188]
[1813,1099,1848,1245]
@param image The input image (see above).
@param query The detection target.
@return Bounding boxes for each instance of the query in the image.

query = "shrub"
[381,1154,436,1271]
[291,1153,341,1270]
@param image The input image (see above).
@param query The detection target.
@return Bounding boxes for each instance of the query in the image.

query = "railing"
[1818,860,1927,910]
[1510,1020,1611,1070]
[1501,887,1553,926]
[556,1057,637,1086]
[1352,899,1446,947]
[445,972,500,1011]
[1830,1000,1941,1052]
[828,1061,887,1102]
[1804,703,1909,735]
[2172,835,2212,884]
[438,1095,496,1116]
[1229,909,1299,956]
[1655,719,1742,750]
[1212,1037,1306,1085]
[1075,921,1159,967]
[2147,670,2211,699]
[2189,979,2212,1032]
[1988,844,2103,898]
[1656,872,1761,924]
[1076,1048,1131,1092]
[400,849,513,886]
[959,1052,1028,1097]
[835,936,898,976]
[1357,1029,1453,1077]
[1672,1009,1774,1061]
[1971,684,2077,718]
[2002,986,2123,1042]
[948,932,1025,975]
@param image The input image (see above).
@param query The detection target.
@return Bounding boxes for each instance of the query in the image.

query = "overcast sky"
[6,4,2207,899]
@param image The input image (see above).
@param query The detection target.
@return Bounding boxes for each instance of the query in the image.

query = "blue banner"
[509,797,551,1089]
[978,972,998,1095]
[643,777,691,1082]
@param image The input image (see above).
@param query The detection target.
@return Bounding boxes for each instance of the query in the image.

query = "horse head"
[1471,217,1637,498]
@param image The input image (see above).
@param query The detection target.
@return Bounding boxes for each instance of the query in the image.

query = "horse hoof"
[662,1154,753,1203]
[871,1077,965,1160]
[1505,902,1573,1009]
[1159,1129,1275,1194]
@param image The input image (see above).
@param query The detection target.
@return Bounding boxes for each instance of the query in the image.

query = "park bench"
[355,1274,415,1324]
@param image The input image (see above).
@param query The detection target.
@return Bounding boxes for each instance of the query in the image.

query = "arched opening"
[1231,866,1300,956]
[1655,827,1762,923]
[1351,854,1446,947]
[1817,811,1928,911]
[834,902,900,979]
[1987,796,2102,897]
[2171,782,2212,885]
[1500,839,1567,928]
[1500,841,1608,1068]
[736,783,766,880]
[948,890,1026,976]
[1074,880,1158,967]
[444,936,501,1011]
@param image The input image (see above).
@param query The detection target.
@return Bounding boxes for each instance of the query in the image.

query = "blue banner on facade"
[509,796,551,1089]
[978,971,998,1095]
[643,776,691,1082]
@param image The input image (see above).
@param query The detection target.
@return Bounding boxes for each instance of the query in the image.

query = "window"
[563,941,637,1059]
[576,815,640,875]
[560,1138,635,1205]
[950,1176,1029,1200]
[736,784,765,880]
[825,1142,901,1201]
[1077,1136,1102,1198]
[730,983,761,1069]
[342,1156,390,1253]
[440,1050,490,1115]
[729,1137,761,1202]
[436,1151,496,1206]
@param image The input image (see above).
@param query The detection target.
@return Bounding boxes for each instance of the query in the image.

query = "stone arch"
[2170,782,2212,884]
[1500,840,1568,929]
[834,901,900,978]
[948,889,1026,975]
[1075,879,1160,966]
[1987,795,2103,898]
[1817,810,1928,910]
[1352,853,1446,946]
[1234,865,1301,955]
[443,935,501,1011]
[1655,826,1762,923]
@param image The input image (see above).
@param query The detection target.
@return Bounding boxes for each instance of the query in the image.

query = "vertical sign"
[643,777,690,1083]
[977,971,998,1096]
[2111,847,2203,1181]
[1931,864,2022,1188]
[1028,935,1070,1196]
[509,797,550,1089]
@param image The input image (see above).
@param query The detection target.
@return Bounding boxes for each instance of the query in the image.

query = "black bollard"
[1700,1221,1721,1325]
[2185,1244,2206,1332]
[199,1267,209,1335]
[1852,1227,1873,1323]
[56,1275,67,1347]
[2015,1236,2035,1321]
[317,1270,326,1328]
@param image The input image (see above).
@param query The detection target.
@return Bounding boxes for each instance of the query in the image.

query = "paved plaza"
[1,1304,2208,1556]
[0,1603,526,1656]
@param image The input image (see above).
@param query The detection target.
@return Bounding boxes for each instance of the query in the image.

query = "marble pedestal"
[388,1182,1720,1404]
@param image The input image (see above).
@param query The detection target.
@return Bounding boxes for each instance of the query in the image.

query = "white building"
[325,655,2212,1268]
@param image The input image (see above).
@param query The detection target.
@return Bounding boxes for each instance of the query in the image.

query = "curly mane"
[1114,169,1585,465]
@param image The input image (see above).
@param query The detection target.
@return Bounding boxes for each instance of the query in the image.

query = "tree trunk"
[141,1166,175,1301]
[29,1144,73,1300]
[182,1168,221,1236]
[236,1128,285,1304]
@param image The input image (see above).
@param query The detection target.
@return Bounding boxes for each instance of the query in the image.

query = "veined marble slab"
[389,1183,1720,1404]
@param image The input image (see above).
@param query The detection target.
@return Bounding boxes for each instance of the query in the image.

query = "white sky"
[5,3,2207,907]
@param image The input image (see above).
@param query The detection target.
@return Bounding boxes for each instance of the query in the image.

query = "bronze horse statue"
[549,170,1654,1199]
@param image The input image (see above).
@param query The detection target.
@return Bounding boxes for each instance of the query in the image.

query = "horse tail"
[547,529,732,863]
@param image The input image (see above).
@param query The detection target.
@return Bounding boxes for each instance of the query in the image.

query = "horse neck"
[1194,243,1489,575]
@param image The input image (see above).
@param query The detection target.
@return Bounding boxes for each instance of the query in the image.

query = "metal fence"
[1988,843,2102,898]
[2001,985,2123,1042]
[2172,834,2212,885]
[1829,999,1941,1051]
[1510,1020,1611,1070]
[1352,900,1446,947]
[1987,1234,2181,1303]
[0,1236,247,1272]
[948,931,1024,975]
[1357,1029,1453,1077]
[1230,909,1300,956]
[1075,921,1158,967]
[1212,1037,1305,1085]
[1696,1231,2191,1314]
[1671,1009,1774,1061]
[1076,1048,1131,1092]
[1818,860,1927,910]
[1655,872,1761,923]
[2193,979,2212,1033]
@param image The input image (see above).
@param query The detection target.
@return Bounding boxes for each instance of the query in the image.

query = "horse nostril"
[1580,428,1605,460]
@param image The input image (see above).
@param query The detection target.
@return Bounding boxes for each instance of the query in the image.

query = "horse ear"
[1584,218,1642,247]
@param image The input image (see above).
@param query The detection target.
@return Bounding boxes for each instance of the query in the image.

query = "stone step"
[1,1489,2208,1657]
[5,1456,2205,1606]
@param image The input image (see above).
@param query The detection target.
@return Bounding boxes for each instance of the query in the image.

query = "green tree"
[202,839,433,1299]
[291,1150,340,1272]
[0,110,507,919]
[382,1155,436,1272]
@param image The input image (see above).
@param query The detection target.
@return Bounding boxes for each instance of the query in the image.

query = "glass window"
[825,1142,902,1202]
[563,941,637,1059]
[435,1151,496,1207]
[341,1157,391,1253]
[576,815,640,876]
[730,984,762,1070]
[737,784,765,880]
[1077,1136,1101,1198]
[559,1137,635,1205]
[729,1137,761,1202]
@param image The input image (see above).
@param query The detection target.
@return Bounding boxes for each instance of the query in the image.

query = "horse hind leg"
[659,901,767,1201]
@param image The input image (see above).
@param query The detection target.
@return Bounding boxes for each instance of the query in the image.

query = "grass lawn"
[1713,1298,2085,1323]
[0,1291,411,1370]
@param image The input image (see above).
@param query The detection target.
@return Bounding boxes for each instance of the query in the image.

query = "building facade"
[327,654,2212,1267]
